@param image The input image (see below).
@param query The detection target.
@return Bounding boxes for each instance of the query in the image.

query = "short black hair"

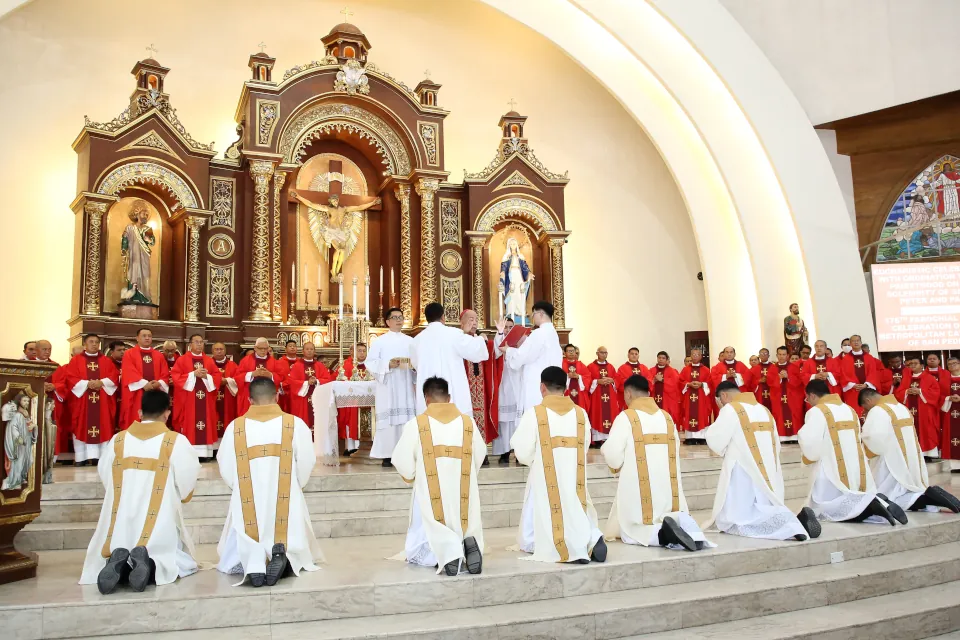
[141,389,170,419]
[628,347,639,353]
[715,380,740,397]
[657,351,669,359]
[805,379,830,398]
[540,365,567,392]
[108,341,125,351]
[624,374,649,394]
[83,333,99,343]
[249,377,277,402]
[23,341,35,350]
[422,376,449,398]
[189,334,203,342]
[564,343,576,351]
[136,327,151,336]
[285,339,297,347]
[425,302,445,323]
[532,300,554,319]
[777,346,788,353]
[858,387,881,406]
[926,351,941,361]
[385,306,403,321]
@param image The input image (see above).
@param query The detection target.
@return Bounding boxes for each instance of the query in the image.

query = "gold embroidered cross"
[633,367,641,375]
[603,420,611,428]
[600,369,608,377]
[655,394,663,403]
[691,371,699,379]
[953,383,960,392]
[197,420,206,430]
[782,395,788,403]
[953,410,960,419]
[217,391,224,400]
[279,493,289,502]
[143,355,153,363]
[689,419,698,428]
[197,390,206,400]
[134,459,144,469]
[217,420,223,429]
[691,394,698,402]
[911,408,918,416]
[817,365,826,373]
[854,360,864,368]
[159,462,168,471]
[601,393,609,402]
[785,420,793,428]
[551,503,561,515]
[90,394,99,403]
[954,438,960,446]
[762,390,770,399]
[88,426,99,438]
[571,390,578,397]
[87,362,98,371]
[242,496,252,505]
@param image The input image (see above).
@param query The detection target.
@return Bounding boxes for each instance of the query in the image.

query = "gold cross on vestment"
[88,426,99,438]
[785,420,793,428]
[953,410,960,419]
[197,420,205,430]
[90,394,99,403]
[953,438,960,446]
[600,369,608,377]
[953,383,960,391]
[691,394,698,402]
[601,393,609,402]
[197,390,205,400]
[217,391,224,400]
[689,419,698,428]
[159,462,168,471]
[134,459,144,469]
[571,390,578,397]
[260,445,269,455]
[817,365,826,373]
[87,362,98,371]
[781,395,788,403]
[691,371,699,379]
[854,360,864,368]
[911,408,918,416]
[762,390,770,399]
[217,420,223,429]
[143,355,153,363]
[279,493,289,502]
[603,420,611,428]
[655,394,663,403]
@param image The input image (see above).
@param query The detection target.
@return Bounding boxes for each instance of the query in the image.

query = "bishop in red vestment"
[119,329,169,430]
[275,339,300,413]
[462,310,503,447]
[774,349,805,440]
[679,348,712,441]
[751,348,783,425]
[587,347,622,445]
[940,358,960,469]
[801,340,841,395]
[563,344,591,412]
[617,347,649,407]
[63,334,119,464]
[235,338,278,417]
[838,335,881,420]
[288,341,331,433]
[211,342,238,441]
[895,357,942,456]
[335,344,368,453]
[171,335,222,458]
[647,351,682,424]
[710,347,753,402]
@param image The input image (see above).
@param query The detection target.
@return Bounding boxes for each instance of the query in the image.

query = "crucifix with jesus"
[290,158,381,280]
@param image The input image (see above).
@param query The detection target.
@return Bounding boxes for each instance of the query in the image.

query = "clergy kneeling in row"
[859,388,960,514]
[216,378,324,587]
[80,390,200,594]
[512,366,607,563]
[705,381,819,541]
[601,374,710,551]
[799,381,904,526]
[393,376,486,575]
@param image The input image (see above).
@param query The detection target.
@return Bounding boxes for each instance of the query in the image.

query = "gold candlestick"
[376,291,385,327]
[314,287,323,325]
[287,289,300,325]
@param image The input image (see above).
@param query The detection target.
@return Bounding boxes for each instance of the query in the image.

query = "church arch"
[94,158,201,210]
[475,195,560,236]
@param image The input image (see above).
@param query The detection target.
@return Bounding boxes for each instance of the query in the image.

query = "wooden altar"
[68,21,572,359]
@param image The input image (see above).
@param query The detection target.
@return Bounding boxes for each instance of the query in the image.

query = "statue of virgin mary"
[499,237,534,325]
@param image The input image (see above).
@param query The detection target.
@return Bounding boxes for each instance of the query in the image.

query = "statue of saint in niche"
[2,392,36,491]
[120,199,156,304]
[292,190,381,280]
[499,237,534,325]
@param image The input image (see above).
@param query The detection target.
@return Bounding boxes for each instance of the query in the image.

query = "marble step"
[6,514,960,640]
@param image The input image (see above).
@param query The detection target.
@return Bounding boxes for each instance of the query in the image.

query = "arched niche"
[486,221,544,323]
[474,195,560,234]
[94,159,202,211]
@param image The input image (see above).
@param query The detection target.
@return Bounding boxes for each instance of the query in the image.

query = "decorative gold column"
[272,171,286,321]
[470,236,486,329]
[549,238,566,328]
[415,178,440,325]
[82,202,108,315]
[248,160,274,321]
[184,216,207,322]
[395,183,413,328]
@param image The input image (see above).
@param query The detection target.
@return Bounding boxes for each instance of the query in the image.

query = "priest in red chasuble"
[647,351,681,424]
[710,346,753,400]
[750,348,782,425]
[679,348,712,442]
[563,344,591,411]
[119,328,169,430]
[289,341,331,433]
[617,347,649,407]
[774,348,805,441]
[588,346,622,446]
[51,345,83,459]
[235,337,278,417]
[941,357,960,471]
[211,342,238,441]
[801,340,841,395]
[926,353,953,406]
[895,356,942,458]
[838,334,881,420]
[64,334,119,465]
[275,339,300,413]
[461,310,503,449]
[880,354,904,395]
[334,343,368,454]
[171,334,222,459]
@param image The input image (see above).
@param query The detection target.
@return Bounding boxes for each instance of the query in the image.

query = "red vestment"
[464,339,503,443]
[164,356,178,429]
[119,347,169,430]
[588,361,622,434]
[895,371,941,453]
[235,354,278,417]
[563,359,592,411]
[49,362,73,456]
[63,353,119,445]
[647,364,681,424]
[710,360,753,394]
[927,367,952,405]
[617,362,650,407]
[275,356,300,413]
[941,375,960,460]
[171,353,222,446]
[213,358,239,438]
[888,365,905,395]
[289,359,332,432]
[839,351,882,419]
[679,363,712,433]
[774,362,805,437]
[801,356,841,395]
[751,362,783,424]
[335,357,366,440]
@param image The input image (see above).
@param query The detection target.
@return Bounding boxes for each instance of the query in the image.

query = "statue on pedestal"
[292,190,381,280]
[2,393,36,491]
[783,303,809,356]
[120,199,156,305]
[499,237,534,325]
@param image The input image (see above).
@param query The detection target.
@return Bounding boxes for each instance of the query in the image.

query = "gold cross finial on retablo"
[146,43,159,58]
[424,69,431,80]
[340,6,354,19]
[258,41,267,53]
[507,97,517,110]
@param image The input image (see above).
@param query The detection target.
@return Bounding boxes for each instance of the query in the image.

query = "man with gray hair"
[235,338,278,417]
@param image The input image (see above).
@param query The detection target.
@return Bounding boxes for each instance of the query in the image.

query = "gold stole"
[233,413,296,544]
[624,409,680,524]
[817,404,867,492]
[534,404,586,562]
[415,413,474,535]
[101,430,178,558]
[730,401,777,491]
[877,403,923,466]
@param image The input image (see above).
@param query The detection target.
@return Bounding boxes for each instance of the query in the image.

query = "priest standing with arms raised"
[366,308,417,466]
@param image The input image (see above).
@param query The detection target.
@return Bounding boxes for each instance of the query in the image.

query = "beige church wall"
[0,0,705,364]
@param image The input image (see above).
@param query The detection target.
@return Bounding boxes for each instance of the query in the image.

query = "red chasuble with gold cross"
[463,339,502,443]
[64,352,119,444]
[617,361,650,407]
[564,359,592,412]
[839,352,882,419]
[235,354,278,417]
[680,363,712,433]
[213,358,238,439]
[941,375,960,460]
[588,360,622,434]
[335,357,366,440]
[775,362,805,437]
[119,347,169,430]
[289,359,332,432]
[646,364,682,424]
[895,371,941,453]
[751,362,782,424]
[275,356,299,413]
[171,353,222,446]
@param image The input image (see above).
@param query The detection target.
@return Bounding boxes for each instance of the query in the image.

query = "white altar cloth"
[312,380,377,466]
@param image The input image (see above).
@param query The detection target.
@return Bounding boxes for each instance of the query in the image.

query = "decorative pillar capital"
[185,215,207,231]
[249,159,276,178]
[394,184,413,328]
[415,177,440,197]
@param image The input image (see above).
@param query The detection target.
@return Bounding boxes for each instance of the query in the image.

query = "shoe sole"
[798,506,822,539]
[464,536,482,574]
[265,554,289,586]
[662,517,697,551]
[250,573,266,587]
[927,486,960,513]
[128,547,153,592]
[591,538,608,562]
[877,494,909,525]
[444,560,460,576]
[97,548,130,595]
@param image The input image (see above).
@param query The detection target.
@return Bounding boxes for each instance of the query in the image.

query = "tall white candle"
[391,268,395,295]
[291,263,295,290]
[352,276,358,319]
[380,265,384,291]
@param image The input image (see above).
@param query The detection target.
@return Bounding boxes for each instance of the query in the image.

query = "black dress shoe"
[658,516,696,551]
[381,458,392,467]
[925,456,942,463]
[877,494,908,525]
[797,506,822,539]
[923,485,960,513]
[97,548,131,595]
[443,559,460,576]
[695,541,705,551]
[128,546,156,592]
[265,543,289,586]
[793,534,809,541]
[591,537,608,562]
[951,469,960,474]
[74,461,86,467]
[464,536,482,574]
[498,452,511,465]
[250,573,267,587]
[862,498,897,526]
[481,456,489,467]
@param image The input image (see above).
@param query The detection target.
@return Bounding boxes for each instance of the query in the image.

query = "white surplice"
[862,397,929,510]
[366,331,417,459]
[799,396,877,522]
[493,332,522,455]
[505,321,563,416]
[704,393,807,540]
[392,404,486,572]
[600,398,708,546]
[410,322,488,416]
[80,421,200,586]
[512,395,602,562]
[216,405,324,584]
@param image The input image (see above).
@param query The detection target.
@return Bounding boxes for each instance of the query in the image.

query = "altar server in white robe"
[493,316,522,464]
[367,307,417,465]
[80,390,200,594]
[512,365,606,563]
[501,300,563,416]
[799,380,901,526]
[705,381,817,540]
[217,378,323,587]
[859,388,960,513]
[601,374,710,551]
[411,302,488,415]
[393,376,486,575]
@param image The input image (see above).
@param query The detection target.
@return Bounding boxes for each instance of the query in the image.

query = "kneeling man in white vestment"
[704,381,818,541]
[80,390,200,594]
[800,380,902,526]
[512,366,606,563]
[217,378,323,587]
[601,374,710,551]
[860,387,960,513]
[393,375,486,575]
